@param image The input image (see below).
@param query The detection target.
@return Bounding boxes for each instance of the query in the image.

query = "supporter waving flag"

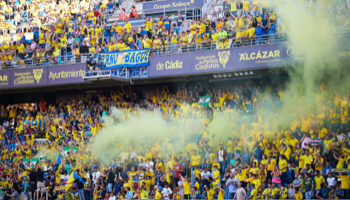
[56,152,63,172]
[65,171,85,191]
[199,96,211,106]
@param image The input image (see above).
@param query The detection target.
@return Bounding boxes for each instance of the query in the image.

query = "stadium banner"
[12,67,48,88]
[98,49,151,69]
[48,63,86,85]
[236,44,291,68]
[142,0,204,14]
[148,44,291,77]
[0,63,86,90]
[0,70,10,89]
[148,48,237,77]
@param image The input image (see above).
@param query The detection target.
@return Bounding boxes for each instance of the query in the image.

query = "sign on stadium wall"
[0,63,86,90]
[148,44,291,77]
[98,49,151,70]
[47,64,86,85]
[142,0,204,13]
[0,70,11,89]
[12,67,48,88]
[235,44,291,68]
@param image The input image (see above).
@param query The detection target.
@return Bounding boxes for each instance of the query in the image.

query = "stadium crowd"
[0,0,283,67]
[0,80,349,200]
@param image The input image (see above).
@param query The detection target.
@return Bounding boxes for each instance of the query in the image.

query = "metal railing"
[0,53,94,69]
[2,31,350,69]
[0,34,287,69]
[84,68,128,79]
[84,66,148,80]
[149,34,287,56]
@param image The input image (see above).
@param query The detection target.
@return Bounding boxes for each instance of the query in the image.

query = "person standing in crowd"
[234,182,246,200]
[176,12,184,33]
[79,40,89,62]
[226,172,239,199]
[162,184,172,200]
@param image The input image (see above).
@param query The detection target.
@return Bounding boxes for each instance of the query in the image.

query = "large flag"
[55,153,63,183]
[98,49,151,69]
[199,96,211,106]
[65,171,85,191]
[56,153,62,172]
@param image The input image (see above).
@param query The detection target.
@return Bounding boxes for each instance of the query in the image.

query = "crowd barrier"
[0,34,349,90]
[84,67,148,81]
[0,34,286,69]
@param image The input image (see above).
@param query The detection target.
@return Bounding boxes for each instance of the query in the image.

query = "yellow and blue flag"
[98,49,150,69]
[56,152,62,172]
[65,171,85,191]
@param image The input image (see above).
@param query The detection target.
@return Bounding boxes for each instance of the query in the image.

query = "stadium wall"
[0,43,349,92]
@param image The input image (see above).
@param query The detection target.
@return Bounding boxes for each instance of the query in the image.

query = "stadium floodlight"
[250,71,254,75]
[239,72,243,76]
[234,73,238,76]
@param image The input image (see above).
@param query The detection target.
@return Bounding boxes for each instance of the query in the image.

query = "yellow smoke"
[262,0,348,130]
[63,0,350,163]
[89,108,205,164]
[207,0,349,140]
[35,144,60,161]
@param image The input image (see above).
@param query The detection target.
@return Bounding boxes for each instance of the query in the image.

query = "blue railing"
[84,66,148,80]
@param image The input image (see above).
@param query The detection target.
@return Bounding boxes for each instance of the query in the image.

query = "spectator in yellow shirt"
[198,21,206,34]
[191,150,201,168]
[235,28,248,45]
[145,17,153,32]
[314,170,325,190]
[16,42,25,59]
[230,0,237,16]
[242,0,250,16]
[294,187,303,200]
[124,20,132,33]
[194,28,204,51]
[190,21,197,35]
[279,155,288,184]
[142,35,152,49]
[114,22,123,35]
[169,31,178,54]
[212,165,220,185]
[181,175,191,199]
[216,18,224,31]
[180,31,188,52]
[153,35,162,55]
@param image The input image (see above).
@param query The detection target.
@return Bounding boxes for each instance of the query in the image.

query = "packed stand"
[0,0,286,68]
[0,80,349,200]
[0,0,123,30]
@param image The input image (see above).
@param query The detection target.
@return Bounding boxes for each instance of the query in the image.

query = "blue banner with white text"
[98,49,151,69]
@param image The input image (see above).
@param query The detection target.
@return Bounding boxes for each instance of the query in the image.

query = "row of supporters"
[0,1,282,67]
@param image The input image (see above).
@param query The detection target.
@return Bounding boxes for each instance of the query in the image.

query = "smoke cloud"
[89,108,205,164]
[69,0,350,163]
[206,0,349,141]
